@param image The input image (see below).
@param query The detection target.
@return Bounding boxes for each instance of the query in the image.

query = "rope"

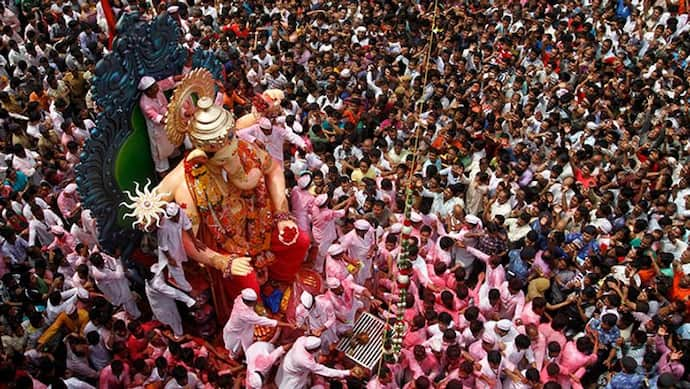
[377,0,441,376]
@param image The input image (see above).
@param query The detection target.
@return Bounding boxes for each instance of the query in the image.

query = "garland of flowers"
[381,0,440,364]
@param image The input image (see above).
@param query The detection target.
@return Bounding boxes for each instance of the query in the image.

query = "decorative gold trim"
[165,68,217,146]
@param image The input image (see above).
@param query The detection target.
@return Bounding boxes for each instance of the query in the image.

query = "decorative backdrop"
[76,11,222,253]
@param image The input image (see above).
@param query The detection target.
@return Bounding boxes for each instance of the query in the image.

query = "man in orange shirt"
[29,85,50,111]
[220,78,247,112]
[671,261,690,317]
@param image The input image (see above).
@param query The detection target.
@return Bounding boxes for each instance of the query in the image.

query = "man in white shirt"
[145,262,197,338]
[27,203,63,247]
[156,203,198,292]
[237,117,306,164]
[0,228,28,267]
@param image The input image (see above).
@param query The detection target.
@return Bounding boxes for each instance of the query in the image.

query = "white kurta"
[236,123,306,163]
[46,287,86,323]
[138,77,177,172]
[325,275,366,333]
[295,295,338,349]
[156,212,193,292]
[275,336,350,389]
[90,252,141,318]
[27,208,63,247]
[245,342,287,389]
[223,295,278,356]
[145,264,196,336]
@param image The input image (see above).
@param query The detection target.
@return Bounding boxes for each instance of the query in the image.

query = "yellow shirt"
[38,309,89,347]
[350,167,376,183]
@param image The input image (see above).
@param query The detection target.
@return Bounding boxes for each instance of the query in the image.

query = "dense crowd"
[0,0,690,388]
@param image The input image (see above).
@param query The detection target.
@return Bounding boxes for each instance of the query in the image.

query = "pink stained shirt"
[498,281,525,320]
[539,366,570,389]
[467,246,505,288]
[325,275,366,326]
[366,377,397,389]
[557,341,598,379]
[427,268,451,290]
[139,77,176,125]
[425,240,452,266]
[311,207,346,247]
[289,187,315,233]
[468,339,491,361]
[57,191,80,219]
[325,254,349,281]
[401,348,438,379]
[403,327,428,349]
[47,229,77,255]
[99,363,131,389]
[222,295,278,355]
[434,297,463,319]
[519,301,543,327]
[538,323,567,350]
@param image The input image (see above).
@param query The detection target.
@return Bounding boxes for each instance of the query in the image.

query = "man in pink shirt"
[324,243,352,281]
[310,194,350,271]
[478,288,503,321]
[47,225,77,255]
[499,278,525,320]
[324,276,373,335]
[519,296,546,327]
[57,183,81,222]
[538,313,568,350]
[557,336,599,389]
[222,288,290,359]
[99,359,130,389]
[245,341,290,389]
[425,235,455,266]
[403,315,428,349]
[466,332,498,361]
[401,345,438,379]
[290,172,315,234]
[138,75,180,173]
[461,241,505,289]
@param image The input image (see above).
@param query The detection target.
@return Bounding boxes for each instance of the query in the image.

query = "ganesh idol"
[123,69,309,321]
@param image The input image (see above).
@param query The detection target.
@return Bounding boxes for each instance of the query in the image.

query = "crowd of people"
[0,0,690,388]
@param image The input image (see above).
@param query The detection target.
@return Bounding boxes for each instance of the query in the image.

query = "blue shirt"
[565,232,600,264]
[606,372,644,389]
[4,171,28,193]
[589,319,621,347]
[507,249,529,282]
[616,0,632,19]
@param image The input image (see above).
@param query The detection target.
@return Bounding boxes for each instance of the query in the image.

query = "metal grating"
[335,312,385,370]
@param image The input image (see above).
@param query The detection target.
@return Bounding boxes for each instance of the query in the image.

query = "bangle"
[212,254,239,278]
[273,211,295,223]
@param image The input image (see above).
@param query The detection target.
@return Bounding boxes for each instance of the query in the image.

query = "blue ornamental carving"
[76,11,222,253]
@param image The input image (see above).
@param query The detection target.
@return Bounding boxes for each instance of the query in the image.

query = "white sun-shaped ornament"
[121,179,169,231]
